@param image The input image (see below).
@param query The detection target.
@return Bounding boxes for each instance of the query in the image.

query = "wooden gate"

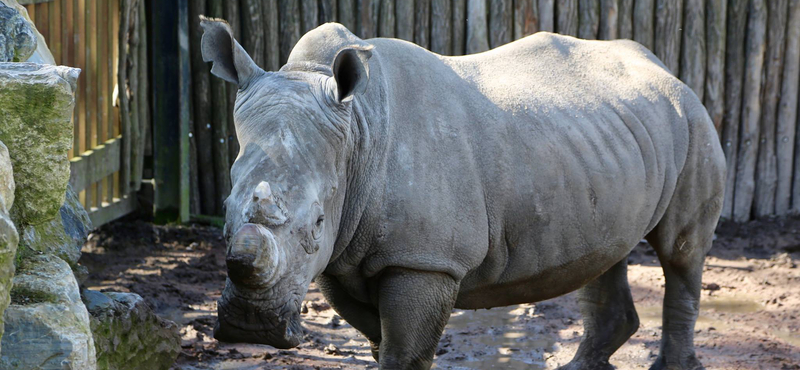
[22,0,149,226]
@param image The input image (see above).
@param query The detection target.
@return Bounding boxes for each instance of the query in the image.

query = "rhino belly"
[455,116,661,309]
[454,226,643,309]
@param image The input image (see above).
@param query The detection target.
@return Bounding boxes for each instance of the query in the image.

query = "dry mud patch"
[79,218,800,370]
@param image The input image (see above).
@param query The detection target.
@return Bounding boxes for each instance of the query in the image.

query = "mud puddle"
[636,295,764,324]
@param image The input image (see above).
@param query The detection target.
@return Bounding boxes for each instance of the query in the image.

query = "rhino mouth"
[214,285,304,348]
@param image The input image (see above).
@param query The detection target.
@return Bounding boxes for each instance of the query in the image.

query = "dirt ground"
[79,217,800,370]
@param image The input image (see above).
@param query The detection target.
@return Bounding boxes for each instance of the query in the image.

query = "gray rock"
[0,62,80,225]
[1,254,97,370]
[0,11,88,364]
[0,0,55,64]
[0,1,35,62]
[0,141,13,212]
[83,289,181,370]
[0,139,16,357]
[17,185,92,267]
[0,211,16,356]
[0,184,95,365]
[60,185,92,255]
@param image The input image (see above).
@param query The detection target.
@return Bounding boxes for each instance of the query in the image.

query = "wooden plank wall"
[185,0,800,222]
[24,0,148,226]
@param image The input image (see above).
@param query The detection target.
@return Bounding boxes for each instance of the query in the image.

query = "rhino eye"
[312,214,325,240]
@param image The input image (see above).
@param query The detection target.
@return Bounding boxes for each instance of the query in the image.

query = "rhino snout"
[227,223,284,288]
[214,282,304,348]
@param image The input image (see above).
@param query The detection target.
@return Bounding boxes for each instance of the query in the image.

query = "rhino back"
[348,34,697,306]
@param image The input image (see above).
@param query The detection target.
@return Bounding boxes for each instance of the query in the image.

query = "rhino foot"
[557,360,616,370]
[648,355,705,370]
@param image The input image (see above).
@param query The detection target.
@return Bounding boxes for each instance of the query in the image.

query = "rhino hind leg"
[643,150,722,369]
[643,214,714,370]
[644,223,711,370]
[559,257,639,370]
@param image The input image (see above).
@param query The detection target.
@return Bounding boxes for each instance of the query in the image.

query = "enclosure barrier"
[21,0,149,227]
[21,0,800,224]
[181,0,800,223]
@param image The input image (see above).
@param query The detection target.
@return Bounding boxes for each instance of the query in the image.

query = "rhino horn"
[227,223,283,287]
[253,181,273,204]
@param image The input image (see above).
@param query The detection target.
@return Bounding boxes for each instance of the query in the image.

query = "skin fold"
[201,17,725,370]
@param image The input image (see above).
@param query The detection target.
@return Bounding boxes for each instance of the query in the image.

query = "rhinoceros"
[200,16,725,370]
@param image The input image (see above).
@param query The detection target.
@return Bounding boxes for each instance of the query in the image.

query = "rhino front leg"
[315,274,383,361]
[560,257,640,370]
[377,267,459,370]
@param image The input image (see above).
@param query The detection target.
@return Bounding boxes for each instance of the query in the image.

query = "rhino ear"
[200,16,262,87]
[331,45,373,103]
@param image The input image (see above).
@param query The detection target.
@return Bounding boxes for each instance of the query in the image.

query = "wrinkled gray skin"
[201,17,725,370]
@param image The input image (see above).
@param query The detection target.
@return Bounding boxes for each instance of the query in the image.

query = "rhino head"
[199,18,372,348]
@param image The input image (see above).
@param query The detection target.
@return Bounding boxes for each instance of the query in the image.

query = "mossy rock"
[83,290,181,370]
[0,62,79,225]
[9,284,56,304]
[8,254,81,305]
[16,185,92,268]
[0,209,17,358]
[0,139,16,358]
[0,254,97,369]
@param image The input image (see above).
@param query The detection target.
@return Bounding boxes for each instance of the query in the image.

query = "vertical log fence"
[181,0,800,222]
[26,0,800,223]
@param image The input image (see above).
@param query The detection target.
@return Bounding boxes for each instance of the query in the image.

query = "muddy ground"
[79,217,800,370]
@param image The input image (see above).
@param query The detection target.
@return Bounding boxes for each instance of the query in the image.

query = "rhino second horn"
[253,181,274,204]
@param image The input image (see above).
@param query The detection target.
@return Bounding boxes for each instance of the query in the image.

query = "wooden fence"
[23,0,149,226]
[185,0,800,222]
